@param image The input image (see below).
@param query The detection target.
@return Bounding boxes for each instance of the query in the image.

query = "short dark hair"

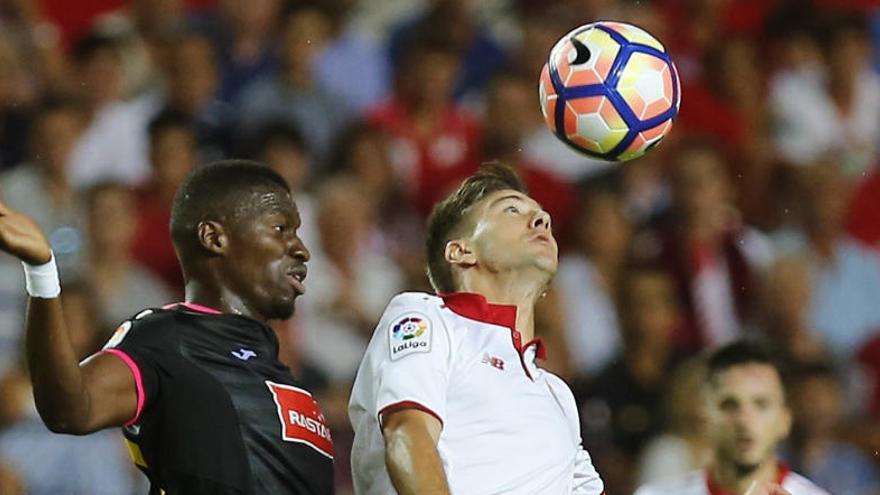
[424,162,527,293]
[706,339,785,388]
[72,31,119,65]
[148,109,194,143]
[170,160,290,253]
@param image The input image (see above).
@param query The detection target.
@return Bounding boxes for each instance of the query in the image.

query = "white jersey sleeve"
[369,292,455,424]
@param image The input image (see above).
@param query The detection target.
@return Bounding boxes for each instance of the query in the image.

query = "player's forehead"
[711,363,784,399]
[242,187,299,222]
[480,189,541,211]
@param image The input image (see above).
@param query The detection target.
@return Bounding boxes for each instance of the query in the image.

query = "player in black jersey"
[0,160,334,494]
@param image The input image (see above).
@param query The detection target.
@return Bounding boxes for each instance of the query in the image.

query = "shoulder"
[635,471,706,495]
[382,292,446,317]
[783,471,831,495]
[102,306,179,351]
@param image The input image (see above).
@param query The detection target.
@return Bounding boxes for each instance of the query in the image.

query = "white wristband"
[22,253,61,299]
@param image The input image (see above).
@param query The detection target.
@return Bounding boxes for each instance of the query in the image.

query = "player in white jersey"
[636,340,829,495]
[349,164,604,494]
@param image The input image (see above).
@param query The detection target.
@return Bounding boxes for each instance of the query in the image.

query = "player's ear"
[779,405,793,439]
[197,220,229,255]
[445,239,476,268]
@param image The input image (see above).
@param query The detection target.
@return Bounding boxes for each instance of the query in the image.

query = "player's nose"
[290,236,310,262]
[531,210,552,231]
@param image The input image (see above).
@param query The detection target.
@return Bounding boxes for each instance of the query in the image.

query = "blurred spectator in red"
[782,362,880,495]
[846,168,880,253]
[369,32,481,215]
[87,183,173,328]
[312,0,391,114]
[579,262,684,494]
[297,176,404,383]
[131,110,198,294]
[66,31,151,188]
[237,4,351,162]
[481,70,576,235]
[0,99,87,281]
[196,0,282,103]
[0,0,71,97]
[775,161,880,361]
[156,30,235,161]
[760,255,832,368]
[388,0,509,103]
[648,140,773,352]
[637,358,712,485]
[770,14,880,175]
[0,32,36,171]
[555,184,631,378]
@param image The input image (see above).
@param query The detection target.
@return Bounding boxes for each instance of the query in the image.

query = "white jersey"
[349,292,604,495]
[635,466,829,495]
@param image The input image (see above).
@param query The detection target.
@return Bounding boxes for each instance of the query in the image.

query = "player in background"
[349,163,604,494]
[0,160,333,494]
[635,339,829,495]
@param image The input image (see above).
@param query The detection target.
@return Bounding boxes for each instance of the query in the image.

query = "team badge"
[102,321,132,349]
[265,381,334,458]
[389,313,432,360]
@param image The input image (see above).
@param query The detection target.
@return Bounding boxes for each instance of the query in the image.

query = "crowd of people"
[1,0,880,493]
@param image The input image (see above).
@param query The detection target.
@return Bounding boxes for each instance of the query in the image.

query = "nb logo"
[481,353,505,370]
[232,349,257,361]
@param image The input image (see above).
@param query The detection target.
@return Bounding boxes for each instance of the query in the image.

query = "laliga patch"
[389,313,432,361]
[102,321,132,349]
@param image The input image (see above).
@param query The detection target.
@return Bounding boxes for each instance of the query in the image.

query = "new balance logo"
[232,349,257,361]
[481,353,505,370]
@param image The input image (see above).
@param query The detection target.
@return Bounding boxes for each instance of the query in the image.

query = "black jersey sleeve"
[100,308,178,425]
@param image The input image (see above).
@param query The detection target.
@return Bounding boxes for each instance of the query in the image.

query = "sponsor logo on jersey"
[265,381,334,459]
[481,353,505,370]
[389,313,431,360]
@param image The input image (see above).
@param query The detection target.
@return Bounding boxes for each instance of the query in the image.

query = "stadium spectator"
[555,186,632,377]
[0,32,35,172]
[783,362,880,495]
[236,4,350,162]
[0,99,87,282]
[131,110,198,294]
[86,183,173,329]
[368,32,481,215]
[66,30,151,188]
[637,358,713,485]
[775,160,880,361]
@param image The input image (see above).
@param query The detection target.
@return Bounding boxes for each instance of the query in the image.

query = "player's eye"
[273,224,287,233]
[505,205,520,214]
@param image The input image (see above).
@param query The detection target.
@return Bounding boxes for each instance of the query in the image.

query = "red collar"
[439,292,547,360]
[705,463,791,495]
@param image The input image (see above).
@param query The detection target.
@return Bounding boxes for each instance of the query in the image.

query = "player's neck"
[185,280,265,323]
[460,271,545,340]
[712,456,780,494]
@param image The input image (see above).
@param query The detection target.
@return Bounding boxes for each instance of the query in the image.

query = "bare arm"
[382,409,450,495]
[0,201,137,434]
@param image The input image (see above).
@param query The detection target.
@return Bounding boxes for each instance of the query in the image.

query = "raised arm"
[0,200,138,434]
[382,408,450,495]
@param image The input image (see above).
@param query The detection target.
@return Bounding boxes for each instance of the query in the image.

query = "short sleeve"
[98,309,172,426]
[371,294,454,426]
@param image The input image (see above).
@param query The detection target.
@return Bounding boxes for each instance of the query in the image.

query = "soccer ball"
[539,21,680,162]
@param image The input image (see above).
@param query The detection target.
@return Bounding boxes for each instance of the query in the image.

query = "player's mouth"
[734,436,755,452]
[531,232,554,245]
[286,265,307,295]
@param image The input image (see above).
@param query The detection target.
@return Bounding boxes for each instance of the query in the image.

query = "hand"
[0,200,52,265]
[745,481,792,495]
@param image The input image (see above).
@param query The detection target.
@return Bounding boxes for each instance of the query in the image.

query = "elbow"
[37,409,93,435]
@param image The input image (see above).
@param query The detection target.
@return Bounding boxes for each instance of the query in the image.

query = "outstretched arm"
[382,408,449,495]
[0,200,138,434]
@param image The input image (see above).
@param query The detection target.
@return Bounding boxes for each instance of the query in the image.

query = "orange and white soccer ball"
[539,21,681,162]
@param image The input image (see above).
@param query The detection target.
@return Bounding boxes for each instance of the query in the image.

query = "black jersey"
[102,303,334,495]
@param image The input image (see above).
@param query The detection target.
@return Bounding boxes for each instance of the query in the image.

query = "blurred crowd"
[1,0,880,493]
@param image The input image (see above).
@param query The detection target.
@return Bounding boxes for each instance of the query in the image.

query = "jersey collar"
[705,462,791,495]
[439,292,547,360]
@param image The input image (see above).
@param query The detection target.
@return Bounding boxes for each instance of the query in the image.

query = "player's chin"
[266,295,297,321]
